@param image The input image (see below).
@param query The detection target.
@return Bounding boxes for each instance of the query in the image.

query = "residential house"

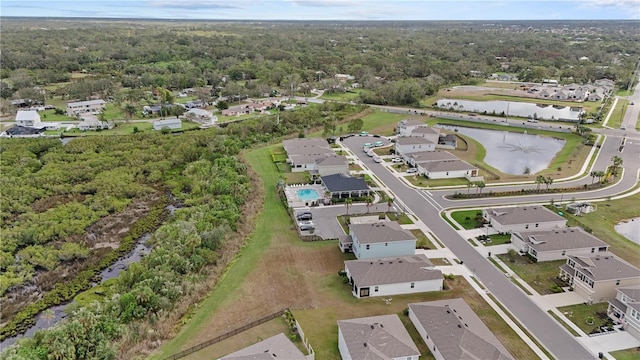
[437,133,457,149]
[334,73,355,82]
[344,254,443,298]
[184,108,217,125]
[184,100,205,109]
[410,126,441,144]
[510,227,609,262]
[395,136,436,155]
[559,255,640,303]
[315,155,348,177]
[594,78,615,87]
[247,101,273,113]
[11,98,39,108]
[338,314,420,360]
[153,118,182,131]
[321,173,370,199]
[409,298,514,360]
[346,221,416,259]
[539,89,551,98]
[551,92,568,100]
[397,119,426,137]
[78,121,112,131]
[420,159,479,180]
[482,206,567,233]
[66,99,106,116]
[405,151,458,167]
[588,93,603,102]
[607,285,640,341]
[283,138,335,173]
[219,333,311,360]
[221,104,252,117]
[15,110,41,127]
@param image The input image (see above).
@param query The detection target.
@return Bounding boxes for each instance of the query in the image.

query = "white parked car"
[373,157,382,163]
[391,158,403,163]
[367,150,375,157]
[407,168,418,174]
[298,221,315,231]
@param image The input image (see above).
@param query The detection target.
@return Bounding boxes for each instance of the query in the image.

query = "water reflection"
[439,126,565,175]
[437,99,582,121]
[615,218,640,244]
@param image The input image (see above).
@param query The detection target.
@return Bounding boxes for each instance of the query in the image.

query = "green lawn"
[406,176,471,188]
[38,109,75,122]
[557,303,610,334]
[608,99,629,129]
[559,194,640,268]
[547,310,581,336]
[320,89,371,102]
[497,255,566,295]
[386,211,414,224]
[616,89,632,97]
[486,233,512,246]
[610,348,640,360]
[411,229,437,249]
[450,210,483,230]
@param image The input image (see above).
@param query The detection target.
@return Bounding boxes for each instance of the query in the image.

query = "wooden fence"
[164,308,288,360]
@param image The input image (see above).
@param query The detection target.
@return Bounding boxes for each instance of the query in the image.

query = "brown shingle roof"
[345,254,442,286]
[409,298,513,360]
[338,314,420,360]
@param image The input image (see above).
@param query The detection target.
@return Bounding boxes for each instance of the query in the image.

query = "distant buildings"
[66,99,106,116]
[153,118,182,131]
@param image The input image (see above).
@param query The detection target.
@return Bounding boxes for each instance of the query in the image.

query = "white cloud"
[290,0,360,7]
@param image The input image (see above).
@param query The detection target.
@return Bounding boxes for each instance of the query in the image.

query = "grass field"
[320,89,371,102]
[486,233,512,246]
[608,99,629,129]
[610,348,640,360]
[405,176,471,188]
[38,109,75,122]
[411,229,437,249]
[450,210,483,230]
[558,194,640,268]
[557,303,609,334]
[154,143,538,360]
[497,255,566,295]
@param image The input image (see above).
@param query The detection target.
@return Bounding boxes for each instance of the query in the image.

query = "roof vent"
[458,324,462,328]
[363,343,367,347]
[446,310,451,314]
[465,323,469,327]
[453,309,457,313]
[371,325,375,329]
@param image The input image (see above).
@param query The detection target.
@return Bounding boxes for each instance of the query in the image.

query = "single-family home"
[218,332,310,360]
[321,173,370,199]
[66,99,106,116]
[510,227,609,262]
[437,133,457,148]
[397,119,426,137]
[153,118,182,131]
[559,255,640,303]
[588,93,603,102]
[15,110,41,127]
[607,285,640,341]
[283,138,335,172]
[184,108,217,125]
[184,100,205,109]
[539,89,551,98]
[221,104,252,117]
[595,78,615,88]
[552,92,568,100]
[346,221,416,259]
[78,121,113,131]
[334,73,355,82]
[344,254,443,298]
[409,298,514,360]
[315,155,348,177]
[420,159,479,179]
[11,98,39,108]
[482,206,567,233]
[405,151,458,167]
[410,126,441,144]
[395,136,436,155]
[338,314,420,360]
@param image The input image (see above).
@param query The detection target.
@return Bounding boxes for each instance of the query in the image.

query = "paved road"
[341,136,597,359]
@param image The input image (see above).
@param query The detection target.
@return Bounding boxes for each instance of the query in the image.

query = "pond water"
[615,217,640,244]
[436,99,583,121]
[0,234,152,349]
[438,126,565,175]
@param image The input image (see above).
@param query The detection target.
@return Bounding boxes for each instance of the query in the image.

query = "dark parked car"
[296,213,312,221]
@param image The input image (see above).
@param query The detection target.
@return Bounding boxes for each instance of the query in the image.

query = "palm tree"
[611,155,623,176]
[475,181,485,194]
[545,176,554,190]
[344,198,353,215]
[590,171,597,184]
[466,181,473,194]
[123,103,137,123]
[523,167,531,176]
[535,175,546,191]
[365,196,373,213]
[595,170,606,184]
[386,197,395,213]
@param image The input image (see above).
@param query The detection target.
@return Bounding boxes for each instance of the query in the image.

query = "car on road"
[373,141,384,147]
[620,125,626,130]
[298,221,314,231]
[359,131,369,136]
[391,158,403,163]
[407,168,418,174]
[527,119,538,123]
[296,213,312,221]
[367,150,375,157]
[373,156,382,163]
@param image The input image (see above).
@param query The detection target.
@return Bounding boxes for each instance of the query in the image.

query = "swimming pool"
[297,188,320,201]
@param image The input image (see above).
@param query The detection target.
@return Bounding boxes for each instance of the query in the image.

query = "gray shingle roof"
[409,151,458,163]
[618,285,640,301]
[486,206,566,225]
[409,298,514,360]
[411,127,440,135]
[350,221,415,244]
[568,255,640,281]
[399,119,425,127]
[316,155,348,166]
[338,314,420,360]
[220,333,307,360]
[421,159,476,172]
[67,99,106,106]
[321,173,369,192]
[514,227,609,253]
[346,254,442,286]
[396,136,435,145]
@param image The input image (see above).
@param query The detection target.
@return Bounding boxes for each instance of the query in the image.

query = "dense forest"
[0,101,363,359]
[1,19,639,110]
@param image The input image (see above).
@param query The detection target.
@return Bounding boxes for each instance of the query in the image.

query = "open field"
[154,143,537,360]
[450,210,483,230]
[559,193,640,268]
[321,89,371,102]
[497,255,566,295]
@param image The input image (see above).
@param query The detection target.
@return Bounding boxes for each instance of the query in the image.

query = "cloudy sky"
[1,0,639,20]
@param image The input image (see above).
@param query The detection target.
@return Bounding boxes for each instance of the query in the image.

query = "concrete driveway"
[310,203,396,240]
